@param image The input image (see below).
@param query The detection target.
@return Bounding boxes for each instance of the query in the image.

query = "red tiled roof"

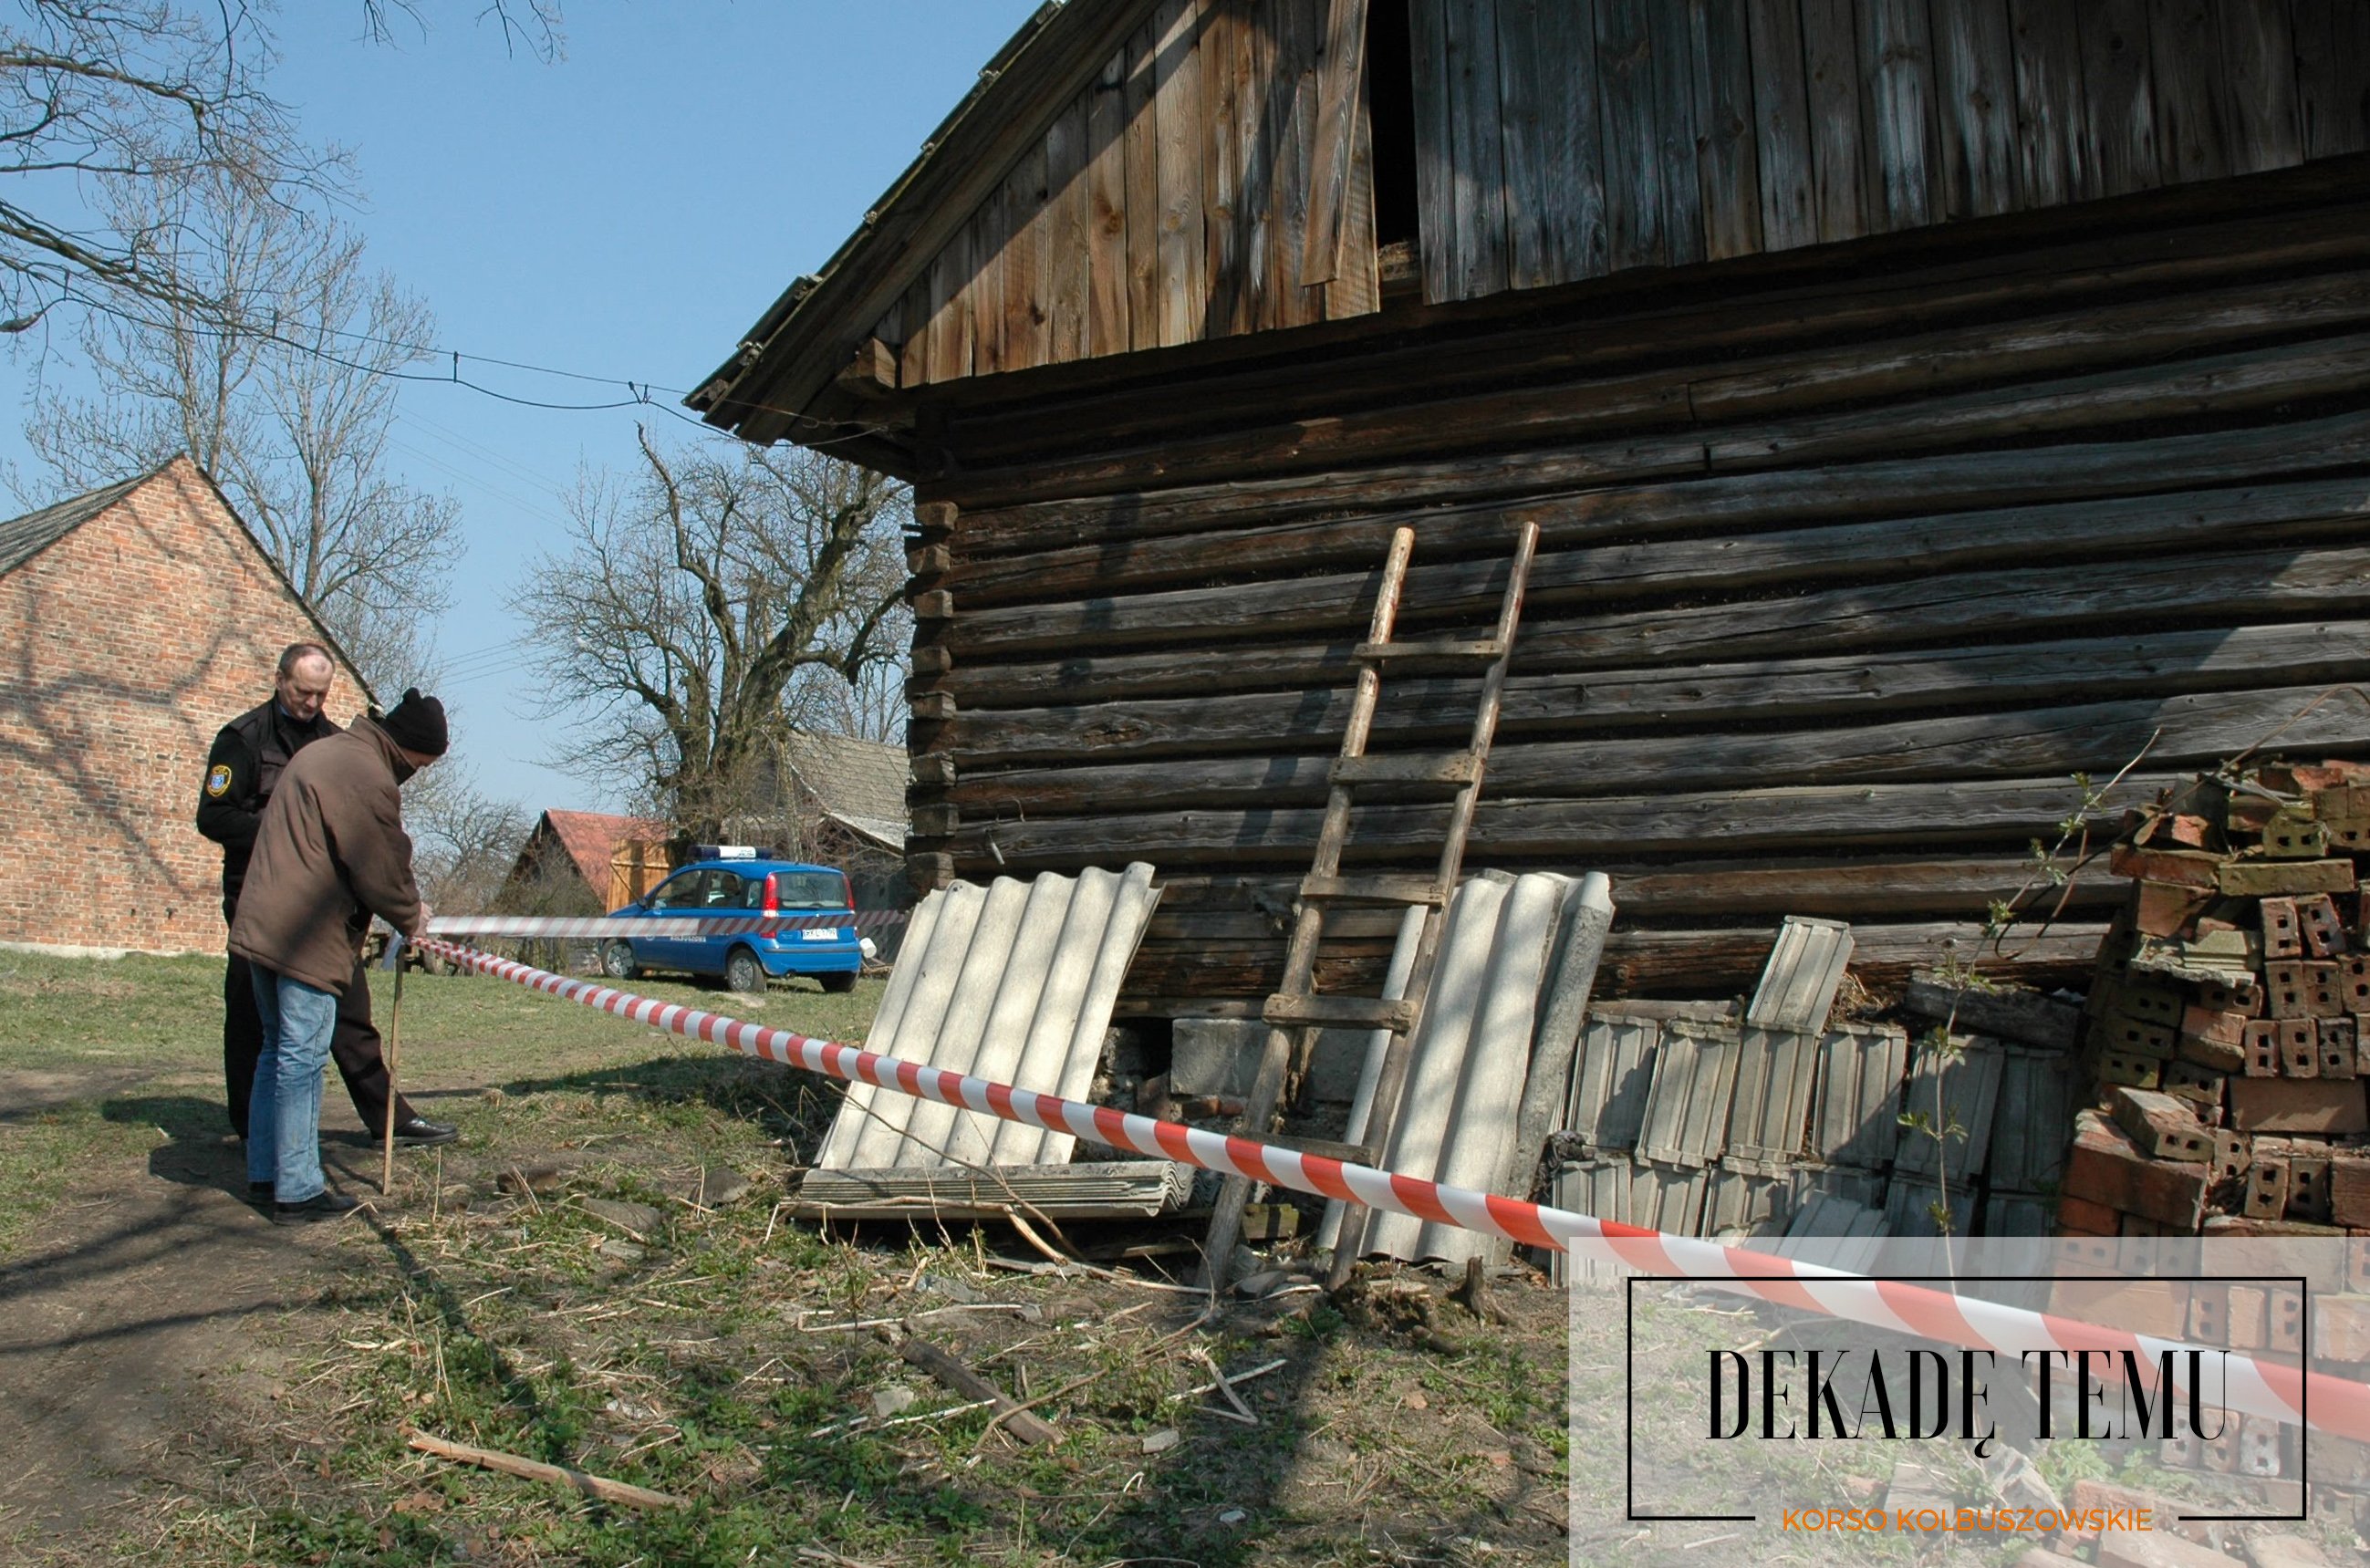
[535,809,668,889]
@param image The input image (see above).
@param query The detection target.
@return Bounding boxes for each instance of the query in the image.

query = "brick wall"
[0,459,368,954]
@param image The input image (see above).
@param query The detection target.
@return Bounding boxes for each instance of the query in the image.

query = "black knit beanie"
[379,689,449,757]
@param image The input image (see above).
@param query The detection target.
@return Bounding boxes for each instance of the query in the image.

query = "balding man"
[197,643,456,1162]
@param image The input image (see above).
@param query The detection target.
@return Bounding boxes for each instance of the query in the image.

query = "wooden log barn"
[691,0,2370,1021]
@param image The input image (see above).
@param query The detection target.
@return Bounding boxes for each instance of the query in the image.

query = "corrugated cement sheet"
[1988,1047,2076,1194]
[1812,1023,1909,1168]
[789,1160,1191,1220]
[1744,916,1855,1034]
[1367,870,1582,1265]
[1723,1025,1819,1176]
[815,864,1161,1170]
[1891,1033,2005,1184]
[1634,1019,1741,1168]
[1567,1009,1660,1154]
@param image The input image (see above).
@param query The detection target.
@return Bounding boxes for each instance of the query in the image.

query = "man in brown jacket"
[230,689,447,1224]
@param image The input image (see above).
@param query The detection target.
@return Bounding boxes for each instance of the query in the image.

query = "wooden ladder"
[1200,518,1542,1289]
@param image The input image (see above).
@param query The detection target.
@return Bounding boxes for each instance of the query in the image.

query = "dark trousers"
[223,950,413,1139]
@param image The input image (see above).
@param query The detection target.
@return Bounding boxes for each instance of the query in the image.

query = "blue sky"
[10,1,1044,813]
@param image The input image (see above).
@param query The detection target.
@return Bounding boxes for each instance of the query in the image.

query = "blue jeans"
[247,968,338,1203]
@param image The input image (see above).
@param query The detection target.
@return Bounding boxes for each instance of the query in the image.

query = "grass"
[0,949,1578,1567]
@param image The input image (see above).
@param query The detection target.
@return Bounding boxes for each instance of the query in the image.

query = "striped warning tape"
[424,909,907,940]
[419,936,2370,1444]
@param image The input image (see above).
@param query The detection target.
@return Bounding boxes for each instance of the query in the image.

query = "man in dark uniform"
[197,641,457,1148]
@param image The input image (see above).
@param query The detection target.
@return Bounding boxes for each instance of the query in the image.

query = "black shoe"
[389,1116,459,1147]
[273,1192,366,1226]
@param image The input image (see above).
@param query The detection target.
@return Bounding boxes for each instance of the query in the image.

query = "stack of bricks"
[2063,761,2370,1241]
[2055,761,2370,1521]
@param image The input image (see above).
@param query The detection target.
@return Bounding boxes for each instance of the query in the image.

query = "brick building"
[0,457,368,954]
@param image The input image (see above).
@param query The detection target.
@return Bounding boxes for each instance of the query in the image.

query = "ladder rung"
[1299,874,1448,906]
[1263,993,1419,1032]
[1352,639,1508,669]
[1331,753,1481,787]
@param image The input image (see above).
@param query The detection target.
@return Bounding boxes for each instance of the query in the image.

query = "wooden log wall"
[878,0,1382,388]
[1409,0,2370,306]
[899,175,2370,1013]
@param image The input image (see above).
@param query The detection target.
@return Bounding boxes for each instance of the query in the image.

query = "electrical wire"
[66,291,908,454]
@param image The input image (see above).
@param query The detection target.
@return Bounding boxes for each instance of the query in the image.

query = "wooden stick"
[894,1335,1058,1445]
[1190,1347,1260,1425]
[406,1429,685,1510]
[381,955,404,1196]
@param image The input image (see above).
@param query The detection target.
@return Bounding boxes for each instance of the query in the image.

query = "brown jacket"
[228,719,424,993]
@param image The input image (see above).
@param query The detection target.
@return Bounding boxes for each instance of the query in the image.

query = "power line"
[77,293,903,451]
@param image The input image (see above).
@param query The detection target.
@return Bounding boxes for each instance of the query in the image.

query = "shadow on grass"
[494,1053,847,1158]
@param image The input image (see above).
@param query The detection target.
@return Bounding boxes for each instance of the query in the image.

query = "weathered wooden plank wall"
[1410,0,2365,306]
[873,0,2367,384]
[889,0,1379,385]
[899,184,2370,1010]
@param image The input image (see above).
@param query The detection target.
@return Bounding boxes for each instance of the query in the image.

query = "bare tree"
[21,170,462,688]
[360,0,565,59]
[406,762,530,912]
[512,426,910,836]
[0,2,562,339]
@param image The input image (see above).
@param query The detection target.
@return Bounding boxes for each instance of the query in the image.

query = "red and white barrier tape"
[419,937,2370,1443]
[424,910,906,940]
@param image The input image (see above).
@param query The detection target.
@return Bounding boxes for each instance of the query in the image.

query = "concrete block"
[1170,1018,1266,1098]
[1304,1028,1367,1105]
[1170,1018,1366,1105]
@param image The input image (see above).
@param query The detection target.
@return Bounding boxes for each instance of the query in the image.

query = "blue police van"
[600,847,862,994]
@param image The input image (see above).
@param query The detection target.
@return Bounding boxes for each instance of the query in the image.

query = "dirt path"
[0,1067,395,1559]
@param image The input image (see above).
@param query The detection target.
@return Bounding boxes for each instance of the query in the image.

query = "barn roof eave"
[687,0,1162,444]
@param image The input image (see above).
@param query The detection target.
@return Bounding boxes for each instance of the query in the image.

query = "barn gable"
[696,0,2370,454]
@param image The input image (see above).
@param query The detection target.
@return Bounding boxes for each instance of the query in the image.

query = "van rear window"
[763,872,847,909]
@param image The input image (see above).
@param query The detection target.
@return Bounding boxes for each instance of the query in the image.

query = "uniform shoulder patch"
[205,763,233,797]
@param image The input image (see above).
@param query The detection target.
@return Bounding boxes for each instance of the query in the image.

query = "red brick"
[2228,1077,2370,1134]
[2054,1194,2121,1233]
[2111,841,2223,888]
[2063,1112,2208,1229]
